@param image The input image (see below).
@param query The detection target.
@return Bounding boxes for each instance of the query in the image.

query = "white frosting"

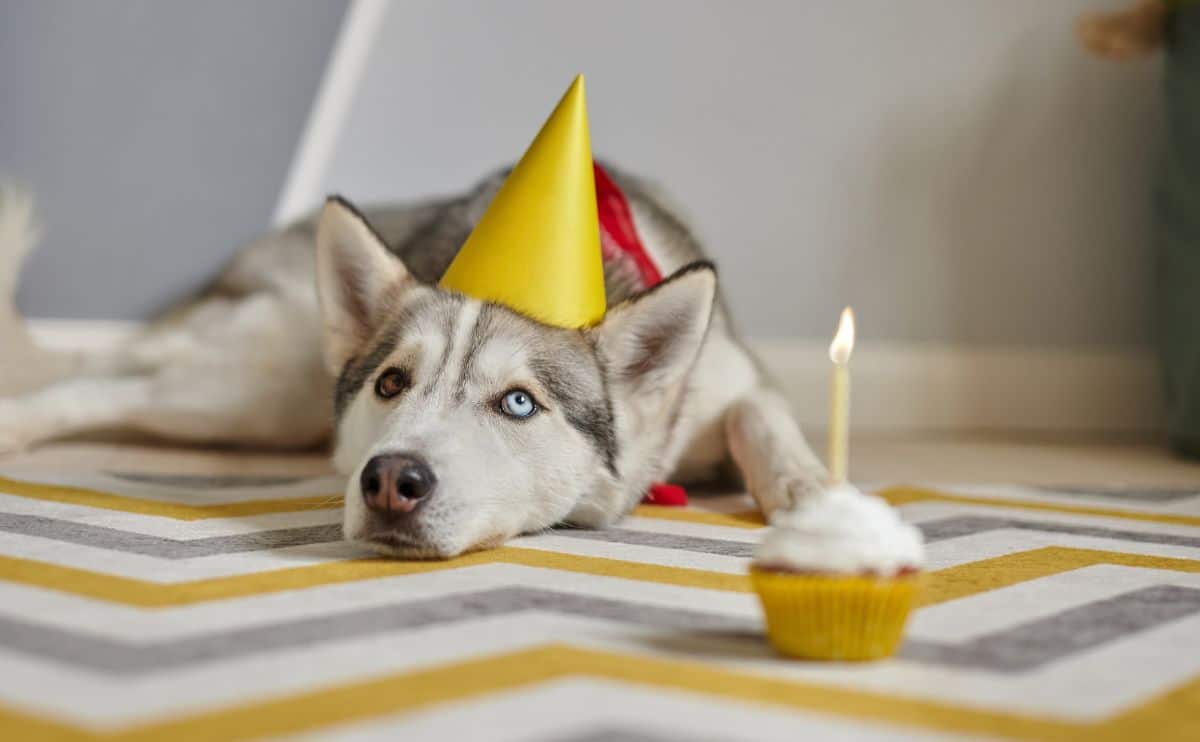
[753,485,925,576]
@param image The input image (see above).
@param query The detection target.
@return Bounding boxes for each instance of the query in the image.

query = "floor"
[1,435,1199,741]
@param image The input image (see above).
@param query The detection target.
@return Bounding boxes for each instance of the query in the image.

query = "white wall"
[316,0,1162,348]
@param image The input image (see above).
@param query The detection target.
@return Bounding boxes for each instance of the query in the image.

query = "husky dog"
[0,168,826,558]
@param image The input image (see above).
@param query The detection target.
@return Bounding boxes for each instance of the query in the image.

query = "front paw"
[751,475,825,517]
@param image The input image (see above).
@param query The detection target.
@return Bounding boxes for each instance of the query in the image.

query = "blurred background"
[0,0,1165,434]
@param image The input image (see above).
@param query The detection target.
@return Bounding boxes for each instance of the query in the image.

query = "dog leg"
[0,376,152,453]
[724,386,826,516]
[0,290,331,453]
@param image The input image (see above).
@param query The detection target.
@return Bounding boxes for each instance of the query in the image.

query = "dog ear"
[315,197,412,374]
[593,262,717,394]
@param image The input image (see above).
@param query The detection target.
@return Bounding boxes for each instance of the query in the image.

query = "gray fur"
[334,292,448,416]
[451,303,497,402]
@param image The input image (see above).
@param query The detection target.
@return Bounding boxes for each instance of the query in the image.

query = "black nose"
[360,453,437,515]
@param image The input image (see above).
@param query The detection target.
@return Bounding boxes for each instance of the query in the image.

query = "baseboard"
[26,319,1162,435]
[756,340,1161,435]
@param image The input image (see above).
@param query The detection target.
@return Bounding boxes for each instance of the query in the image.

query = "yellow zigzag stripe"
[693,487,1200,529]
[0,546,1197,609]
[882,486,1200,527]
[631,503,765,528]
[1,644,1196,742]
[0,546,750,607]
[915,547,1200,604]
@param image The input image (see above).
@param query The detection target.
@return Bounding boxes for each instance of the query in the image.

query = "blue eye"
[499,389,538,418]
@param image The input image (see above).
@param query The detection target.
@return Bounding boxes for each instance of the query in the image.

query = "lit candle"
[827,307,856,486]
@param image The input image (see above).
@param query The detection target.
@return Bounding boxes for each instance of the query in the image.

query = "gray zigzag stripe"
[542,730,739,742]
[0,513,343,558]
[105,472,309,489]
[1,584,1195,676]
[0,587,754,675]
[916,515,1200,547]
[1032,485,1200,503]
[558,528,758,557]
[900,585,1200,671]
[557,516,1200,556]
[2,511,1197,559]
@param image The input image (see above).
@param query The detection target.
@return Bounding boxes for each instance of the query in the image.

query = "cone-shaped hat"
[439,75,605,328]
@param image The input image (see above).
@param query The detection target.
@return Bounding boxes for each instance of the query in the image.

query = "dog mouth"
[362,530,418,549]
[347,499,506,560]
[353,520,508,560]
[355,526,456,560]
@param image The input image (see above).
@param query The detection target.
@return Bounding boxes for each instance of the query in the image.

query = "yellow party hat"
[439,75,605,328]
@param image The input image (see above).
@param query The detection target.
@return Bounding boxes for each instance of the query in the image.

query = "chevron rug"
[0,467,1198,741]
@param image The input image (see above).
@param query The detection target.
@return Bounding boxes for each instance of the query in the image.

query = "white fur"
[332,298,605,558]
[0,183,38,302]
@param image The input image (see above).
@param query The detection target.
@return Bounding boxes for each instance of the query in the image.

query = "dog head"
[316,198,716,558]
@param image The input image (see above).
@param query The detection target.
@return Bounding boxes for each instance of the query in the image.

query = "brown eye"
[374,368,410,399]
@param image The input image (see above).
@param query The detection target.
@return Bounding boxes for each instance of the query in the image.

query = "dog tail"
[0,182,39,305]
[0,183,77,393]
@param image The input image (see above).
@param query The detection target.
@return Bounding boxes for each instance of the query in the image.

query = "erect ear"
[592,262,717,394]
[315,197,411,374]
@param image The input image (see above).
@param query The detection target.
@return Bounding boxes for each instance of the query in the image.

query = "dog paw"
[751,475,826,517]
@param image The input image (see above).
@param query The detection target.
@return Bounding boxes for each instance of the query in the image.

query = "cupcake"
[750,485,925,661]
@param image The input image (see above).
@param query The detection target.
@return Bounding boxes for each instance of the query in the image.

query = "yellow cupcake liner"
[750,567,920,661]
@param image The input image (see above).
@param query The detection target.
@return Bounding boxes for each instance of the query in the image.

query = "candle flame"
[829,307,855,365]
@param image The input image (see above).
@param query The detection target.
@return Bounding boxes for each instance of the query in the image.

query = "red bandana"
[595,163,662,288]
[593,163,687,508]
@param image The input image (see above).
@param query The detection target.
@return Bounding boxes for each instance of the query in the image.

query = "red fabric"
[643,482,688,507]
[594,163,663,288]
[592,165,686,507]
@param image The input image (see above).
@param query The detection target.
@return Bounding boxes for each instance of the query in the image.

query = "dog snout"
[360,453,437,515]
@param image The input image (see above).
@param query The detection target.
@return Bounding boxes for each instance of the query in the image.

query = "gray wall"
[2,0,347,319]
[320,0,1162,348]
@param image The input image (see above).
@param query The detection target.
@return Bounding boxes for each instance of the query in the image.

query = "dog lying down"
[0,166,829,558]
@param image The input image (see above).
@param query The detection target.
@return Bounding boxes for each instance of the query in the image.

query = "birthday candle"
[827,307,855,486]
